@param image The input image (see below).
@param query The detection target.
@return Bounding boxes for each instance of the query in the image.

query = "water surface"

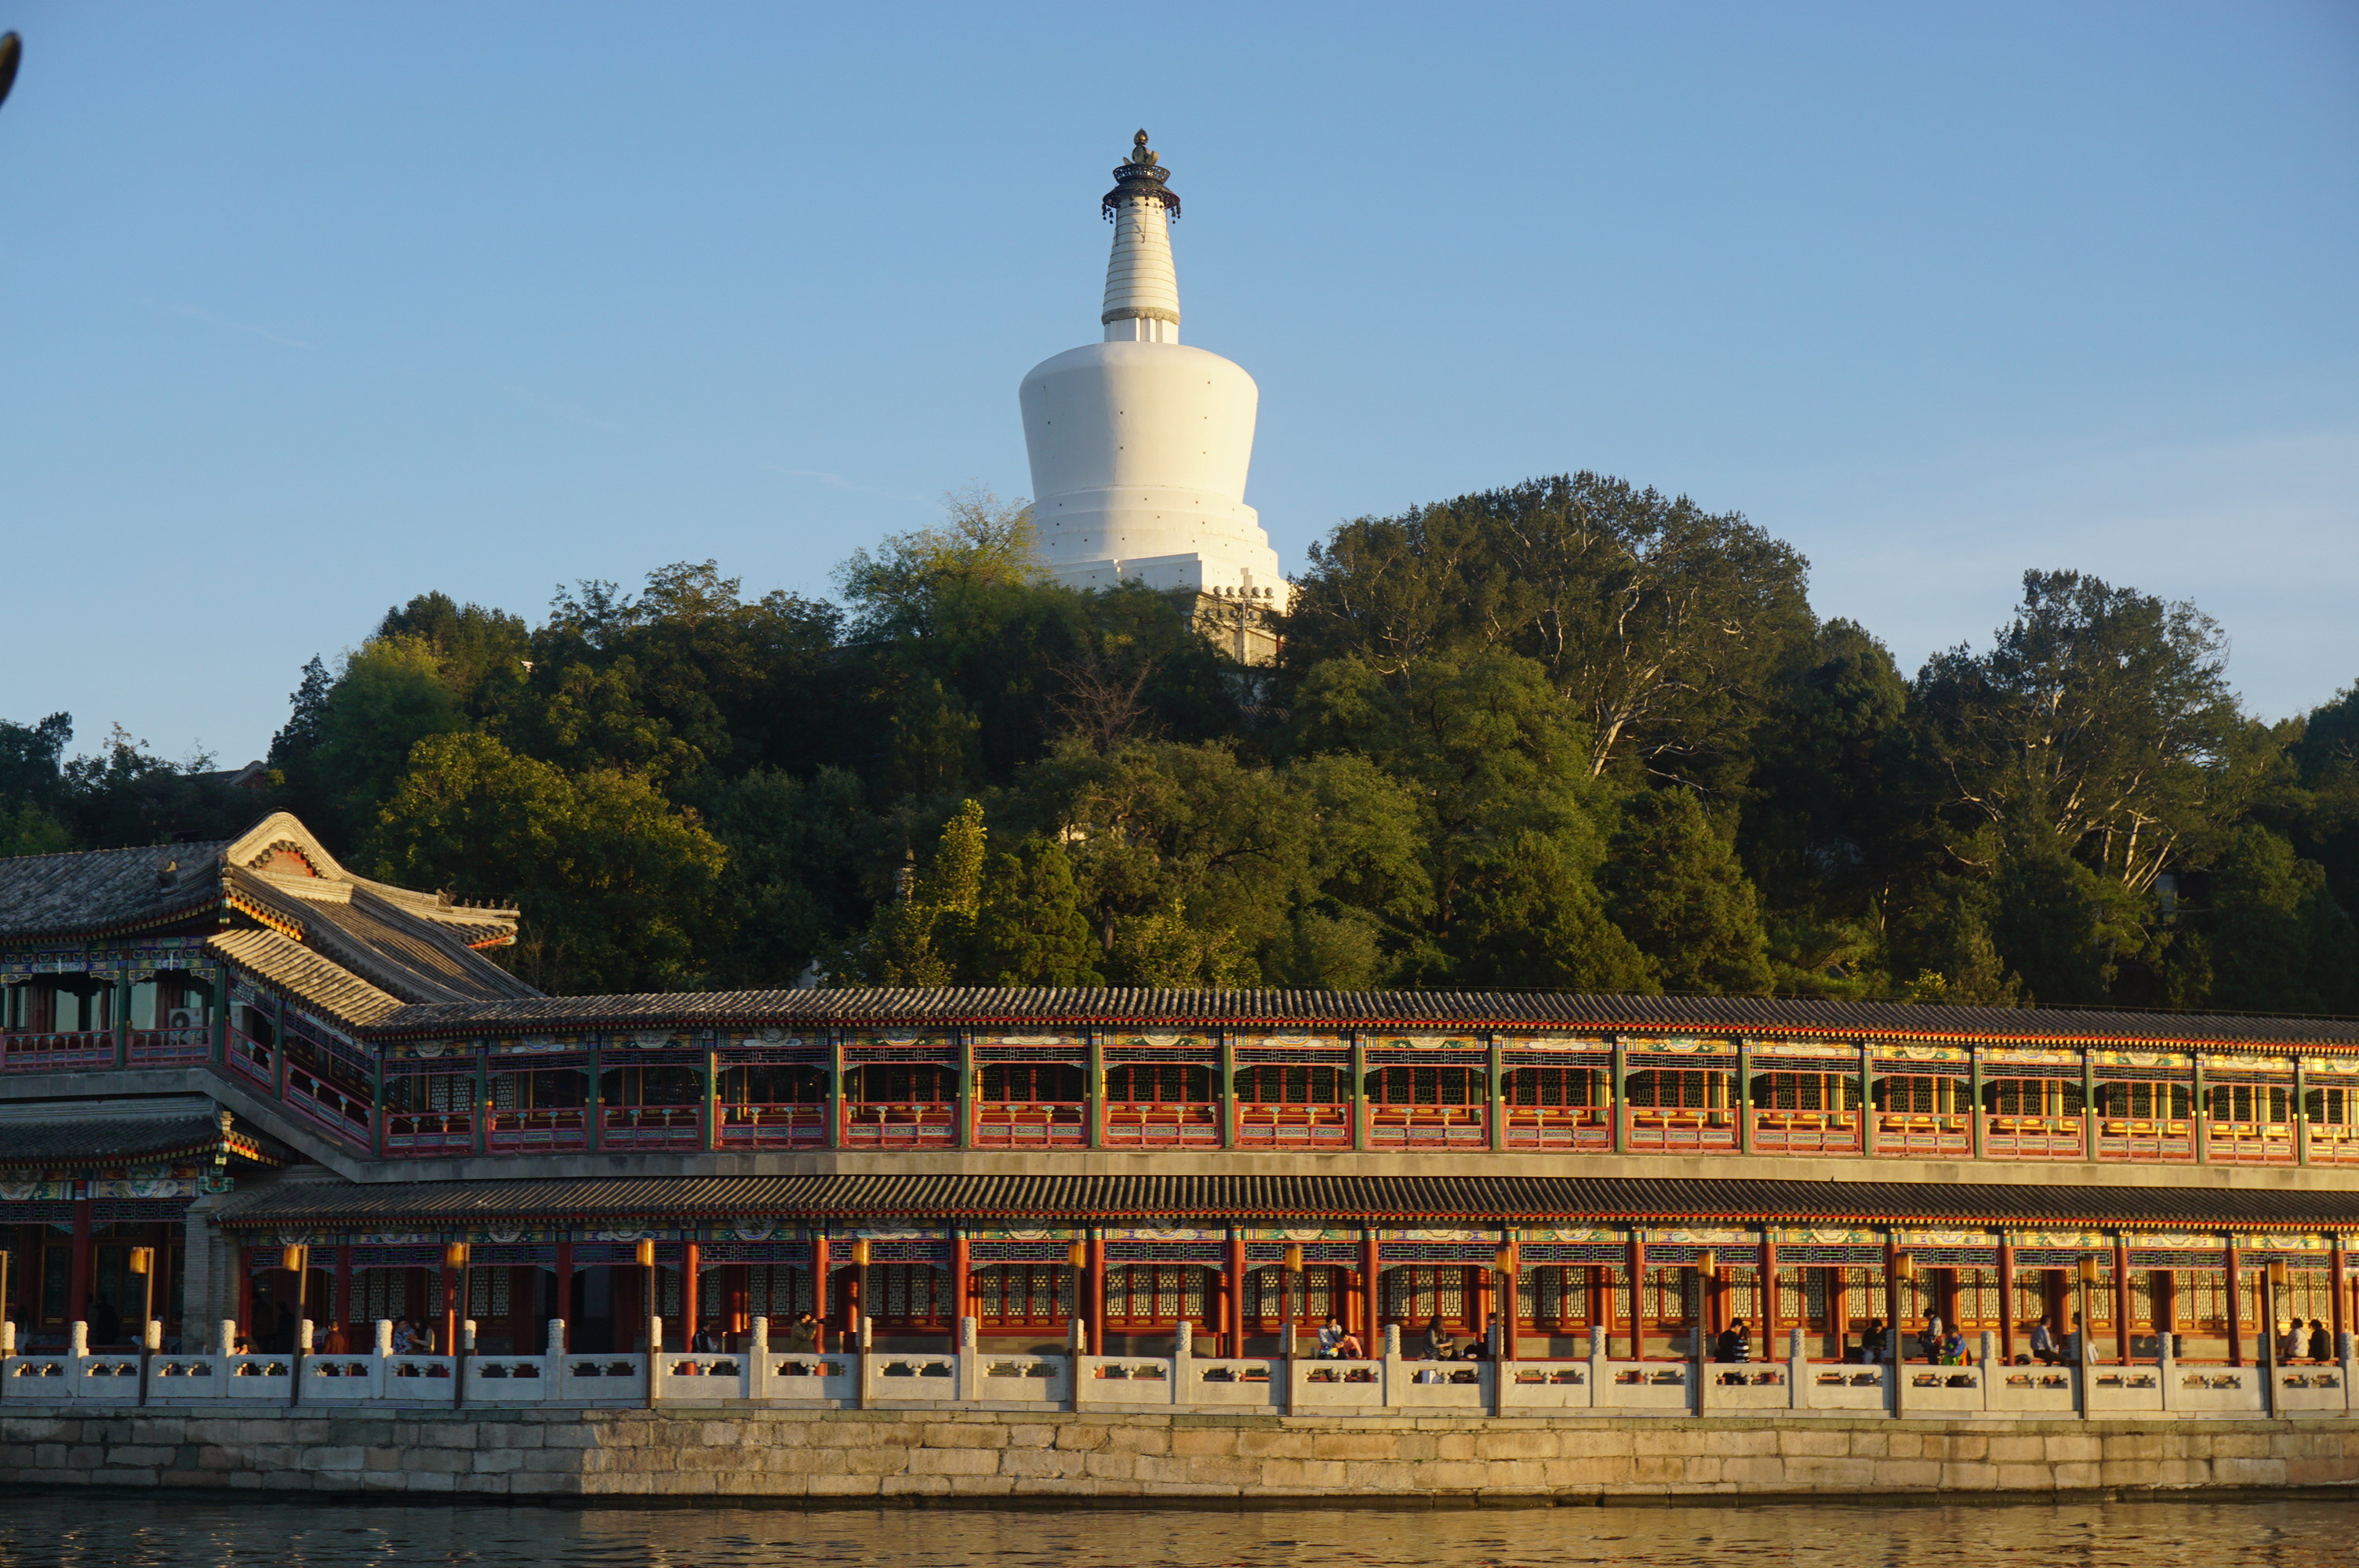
[0,1496,2346,1566]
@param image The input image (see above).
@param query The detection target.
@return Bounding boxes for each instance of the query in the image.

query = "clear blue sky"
[2,2,2354,764]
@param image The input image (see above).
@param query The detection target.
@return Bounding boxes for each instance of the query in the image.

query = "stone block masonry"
[2,1406,2357,1503]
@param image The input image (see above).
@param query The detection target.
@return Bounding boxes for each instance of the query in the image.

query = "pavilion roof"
[213,1171,2359,1232]
[373,986,2359,1052]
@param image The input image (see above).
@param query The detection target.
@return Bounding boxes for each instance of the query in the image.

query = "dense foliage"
[6,477,2354,1011]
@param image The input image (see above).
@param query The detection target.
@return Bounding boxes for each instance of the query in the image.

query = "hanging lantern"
[852,1239,873,1268]
[1696,1250,1718,1279]
[282,1244,308,1275]
[1283,1244,1304,1273]
[1893,1253,1919,1283]
[443,1242,470,1271]
[127,1247,153,1276]
[634,1239,655,1269]
[1067,1240,1088,1270]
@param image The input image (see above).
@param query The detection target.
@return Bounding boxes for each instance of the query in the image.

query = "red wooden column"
[1998,1234,2018,1365]
[2332,1237,2347,1348]
[2226,1237,2245,1366]
[951,1232,972,1333]
[1360,1231,1382,1351]
[809,1236,830,1351]
[1085,1233,1107,1356]
[1225,1230,1247,1358]
[682,1241,701,1342]
[1626,1233,1645,1360]
[2113,1235,2133,1363]
[1760,1232,1779,1359]
[67,1191,92,1328]
[554,1242,575,1339]
[440,1259,459,1357]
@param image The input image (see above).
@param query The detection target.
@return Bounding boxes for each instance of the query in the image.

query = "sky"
[1,2,2354,766]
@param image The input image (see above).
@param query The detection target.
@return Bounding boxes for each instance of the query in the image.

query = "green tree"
[1285,472,1815,794]
[1601,789,1774,995]
[366,731,726,993]
[2204,826,2359,1014]
[972,839,1103,986]
[308,637,470,843]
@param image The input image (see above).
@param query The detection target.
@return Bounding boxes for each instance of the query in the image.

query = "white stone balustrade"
[0,1316,2344,1420]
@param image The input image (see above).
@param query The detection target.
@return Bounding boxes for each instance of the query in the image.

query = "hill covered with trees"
[5,477,2355,1014]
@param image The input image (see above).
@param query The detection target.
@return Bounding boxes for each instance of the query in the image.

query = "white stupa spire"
[1101,130,1180,343]
[1019,130,1289,635]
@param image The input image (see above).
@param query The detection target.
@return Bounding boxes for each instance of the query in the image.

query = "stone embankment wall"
[5,1406,2359,1503]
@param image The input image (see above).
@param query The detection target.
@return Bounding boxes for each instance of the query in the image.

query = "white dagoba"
[1019,132,1289,618]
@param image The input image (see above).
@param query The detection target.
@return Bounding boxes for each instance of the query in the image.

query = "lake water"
[0,1495,2349,1566]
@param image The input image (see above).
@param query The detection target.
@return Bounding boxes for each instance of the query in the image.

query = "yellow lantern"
[443,1242,470,1271]
[1696,1250,1718,1279]
[852,1239,873,1268]
[1283,1243,1305,1273]
[2077,1254,2101,1286]
[1893,1252,1919,1283]
[282,1243,308,1275]
[633,1239,655,1269]
[1067,1240,1087,1270]
[127,1247,153,1276]
[2267,1258,2289,1289]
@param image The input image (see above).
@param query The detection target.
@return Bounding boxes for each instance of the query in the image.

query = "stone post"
[1589,1322,1608,1408]
[547,1317,566,1398]
[1383,1322,1403,1410]
[216,1319,236,1358]
[68,1320,88,1359]
[856,1314,876,1410]
[1980,1330,1997,1413]
[2341,1331,2356,1417]
[1170,1318,1192,1408]
[958,1315,980,1403]
[1790,1325,1808,1411]
[2162,1329,2179,1416]
[374,1318,394,1356]
[749,1314,771,1400]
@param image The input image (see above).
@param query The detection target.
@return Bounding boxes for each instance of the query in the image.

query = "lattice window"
[2132,1272,2159,1329]
[1246,1265,1339,1322]
[871,1264,951,1322]
[1233,1065,1346,1104]
[849,1064,955,1102]
[1755,1072,1859,1111]
[972,1265,1072,1323]
[2306,1087,2354,1126]
[1642,1267,1697,1325]
[1724,1275,1760,1323]
[2280,1268,2335,1327]
[2013,1271,2052,1328]
[718,1065,825,1105]
[1950,1269,2001,1327]
[1984,1078,2085,1116]
[466,1269,511,1319]
[1521,1266,1591,1326]
[743,1265,814,1319]
[2098,1081,2191,1119]
[1503,1069,1600,1107]
[1626,1069,1730,1109]
[1365,1066,1481,1105]
[1104,1064,1212,1103]
[1382,1266,1467,1325]
[1878,1075,1966,1114]
[2208,1085,2292,1123]
[354,1269,409,1325]
[980,1063,1083,1102]
[1103,1265,1208,1322]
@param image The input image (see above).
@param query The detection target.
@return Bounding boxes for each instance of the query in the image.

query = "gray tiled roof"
[0,1110,290,1168]
[228,869,538,1007]
[0,840,230,938]
[208,928,408,1026]
[214,1172,2359,1230]
[373,987,2359,1051]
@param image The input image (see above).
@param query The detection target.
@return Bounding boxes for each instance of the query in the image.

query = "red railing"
[383,1111,474,1155]
[975,1101,1087,1147]
[227,1029,275,1089]
[1980,1113,2084,1160]
[1872,1112,1972,1156]
[842,1101,957,1147]
[1502,1105,1612,1151]
[487,1107,590,1154]
[2306,1124,2359,1165]
[715,1102,827,1149]
[1750,1108,1862,1156]
[1234,1104,1351,1149]
[285,1064,373,1145]
[2094,1116,2196,1163]
[1625,1108,1739,1153]
[1,1031,116,1073]
[127,1026,210,1066]
[1368,1105,1488,1149]
[599,1105,703,1150]
[1103,1102,1220,1147]
[2205,1121,2295,1165]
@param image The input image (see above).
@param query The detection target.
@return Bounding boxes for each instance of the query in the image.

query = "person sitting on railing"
[1335,1330,1364,1359]
[1855,1319,1888,1363]
[391,1318,422,1355]
[783,1312,820,1355]
[2277,1323,2304,1363]
[1915,1316,1945,1364]
[2308,1319,2332,1363]
[2029,1319,2061,1365]
[1423,1316,1455,1360]
[1316,1316,1348,1358]
[1941,1326,1966,1365]
[1714,1319,1750,1363]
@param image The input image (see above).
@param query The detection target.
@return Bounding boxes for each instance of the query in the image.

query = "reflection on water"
[0,1496,2348,1567]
